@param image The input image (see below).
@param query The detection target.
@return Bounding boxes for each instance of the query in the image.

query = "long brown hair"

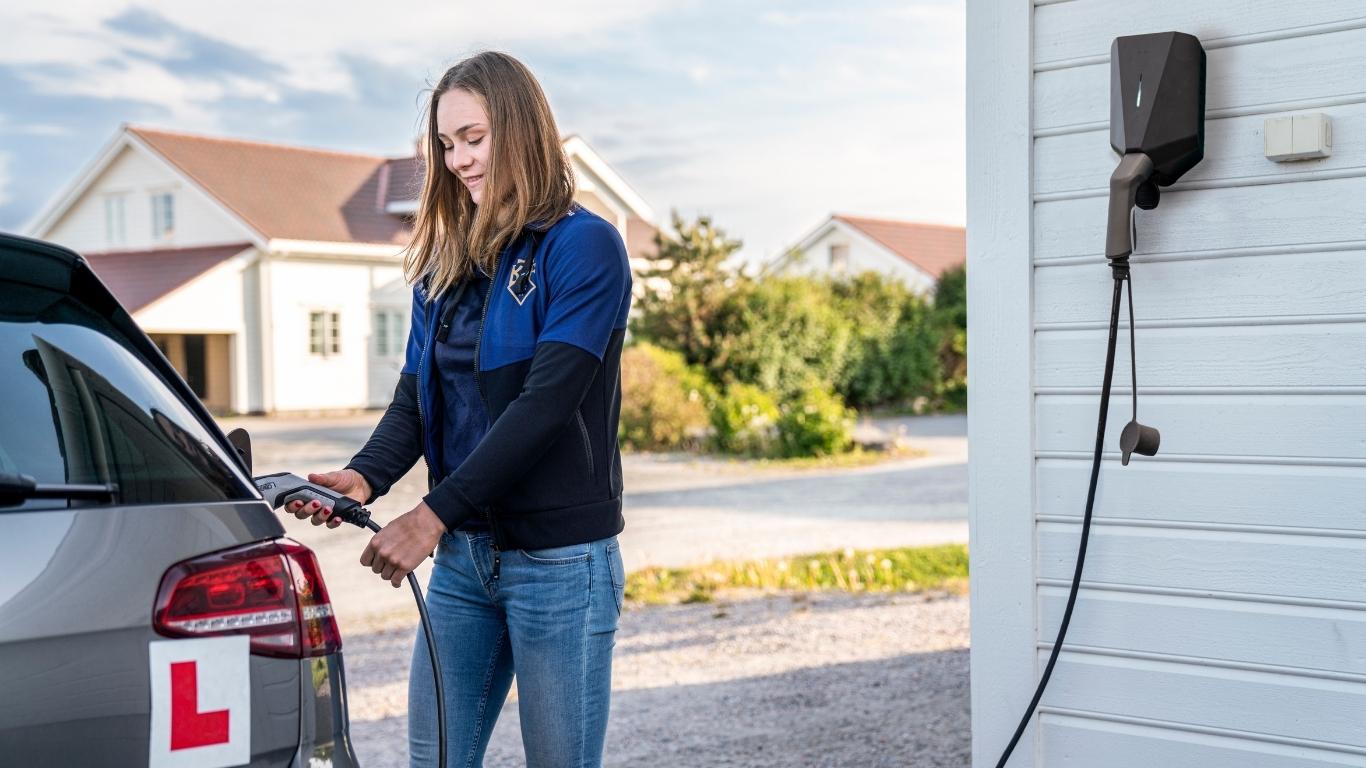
[404,51,575,297]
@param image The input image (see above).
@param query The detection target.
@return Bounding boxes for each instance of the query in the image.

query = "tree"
[932,263,967,409]
[630,211,746,370]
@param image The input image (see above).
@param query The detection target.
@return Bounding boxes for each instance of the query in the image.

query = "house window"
[828,243,849,273]
[373,310,407,357]
[150,191,175,240]
[104,194,127,247]
[309,311,341,356]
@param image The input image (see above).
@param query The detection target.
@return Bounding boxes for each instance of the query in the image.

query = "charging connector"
[253,471,447,768]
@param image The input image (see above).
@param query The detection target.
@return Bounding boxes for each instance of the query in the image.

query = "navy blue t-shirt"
[433,273,492,531]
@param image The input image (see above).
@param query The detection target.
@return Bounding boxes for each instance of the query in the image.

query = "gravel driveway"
[344,592,970,767]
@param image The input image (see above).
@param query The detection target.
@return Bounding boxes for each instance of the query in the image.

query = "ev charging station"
[993,30,1206,767]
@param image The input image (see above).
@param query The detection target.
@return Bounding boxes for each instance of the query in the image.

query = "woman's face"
[436,88,491,205]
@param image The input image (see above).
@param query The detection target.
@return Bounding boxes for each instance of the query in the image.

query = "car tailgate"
[0,501,301,766]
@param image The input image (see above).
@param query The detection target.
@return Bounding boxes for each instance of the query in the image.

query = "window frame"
[103,192,128,248]
[372,308,407,358]
[309,310,342,357]
[828,243,850,273]
[149,190,175,241]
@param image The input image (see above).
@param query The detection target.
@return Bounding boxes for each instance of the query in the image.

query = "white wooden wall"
[970,2,1366,766]
[44,145,247,253]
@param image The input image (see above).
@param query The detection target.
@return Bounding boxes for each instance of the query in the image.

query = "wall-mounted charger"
[1265,112,1332,161]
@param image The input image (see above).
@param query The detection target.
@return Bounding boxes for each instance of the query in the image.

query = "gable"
[41,143,256,253]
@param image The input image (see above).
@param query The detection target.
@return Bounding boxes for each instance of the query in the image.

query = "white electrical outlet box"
[1265,112,1332,161]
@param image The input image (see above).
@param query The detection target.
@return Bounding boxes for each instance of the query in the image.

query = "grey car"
[0,232,359,766]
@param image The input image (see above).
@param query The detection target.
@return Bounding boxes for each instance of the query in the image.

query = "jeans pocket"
[606,540,625,615]
[520,542,592,564]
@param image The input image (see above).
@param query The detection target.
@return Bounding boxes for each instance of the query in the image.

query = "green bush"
[618,342,713,451]
[708,382,780,457]
[710,278,853,402]
[629,213,967,429]
[830,273,941,409]
[775,385,855,458]
[932,264,968,411]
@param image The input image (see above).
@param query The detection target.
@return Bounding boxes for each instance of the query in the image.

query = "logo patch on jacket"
[508,257,536,305]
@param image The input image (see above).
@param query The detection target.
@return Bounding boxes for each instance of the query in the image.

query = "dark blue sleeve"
[534,218,631,360]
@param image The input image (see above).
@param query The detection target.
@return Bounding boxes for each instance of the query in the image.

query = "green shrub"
[932,264,968,411]
[711,278,853,402]
[708,382,780,457]
[830,273,941,409]
[775,385,855,458]
[618,342,713,451]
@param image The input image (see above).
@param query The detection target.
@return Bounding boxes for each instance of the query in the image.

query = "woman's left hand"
[361,501,447,587]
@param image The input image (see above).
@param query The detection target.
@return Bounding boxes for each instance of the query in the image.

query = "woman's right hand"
[286,469,373,529]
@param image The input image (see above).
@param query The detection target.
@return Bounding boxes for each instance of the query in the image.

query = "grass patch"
[693,443,926,471]
[625,543,969,605]
[752,443,925,469]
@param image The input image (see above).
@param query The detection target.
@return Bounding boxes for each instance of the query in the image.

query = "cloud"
[0,0,966,265]
[0,152,11,207]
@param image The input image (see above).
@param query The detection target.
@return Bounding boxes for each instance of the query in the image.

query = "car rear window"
[1,282,254,510]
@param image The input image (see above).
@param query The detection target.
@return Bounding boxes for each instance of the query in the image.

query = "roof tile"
[833,214,965,278]
[129,126,411,245]
[83,242,251,312]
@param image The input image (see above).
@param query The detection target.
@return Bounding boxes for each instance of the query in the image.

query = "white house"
[765,214,964,293]
[26,125,659,414]
[970,3,1366,767]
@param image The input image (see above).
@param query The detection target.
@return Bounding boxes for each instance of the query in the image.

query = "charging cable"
[255,472,447,768]
[994,265,1152,767]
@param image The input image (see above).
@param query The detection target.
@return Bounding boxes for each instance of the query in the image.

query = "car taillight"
[153,538,342,658]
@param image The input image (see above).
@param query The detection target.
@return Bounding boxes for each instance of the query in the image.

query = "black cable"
[994,274,1126,768]
[1128,274,1138,421]
[358,517,447,768]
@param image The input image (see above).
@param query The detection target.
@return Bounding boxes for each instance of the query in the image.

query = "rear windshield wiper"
[0,472,119,507]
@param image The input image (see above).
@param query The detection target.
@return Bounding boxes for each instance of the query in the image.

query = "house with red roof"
[25,125,658,414]
[765,213,965,294]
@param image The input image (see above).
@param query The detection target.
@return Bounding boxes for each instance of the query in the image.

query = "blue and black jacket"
[346,205,633,550]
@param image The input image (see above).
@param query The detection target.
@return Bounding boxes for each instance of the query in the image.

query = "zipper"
[472,258,497,413]
[473,254,500,561]
[574,409,594,476]
[416,286,435,486]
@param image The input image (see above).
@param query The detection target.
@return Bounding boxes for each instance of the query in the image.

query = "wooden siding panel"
[1037,459,1366,531]
[1040,714,1366,768]
[1034,177,1366,262]
[1039,653,1366,748]
[1037,523,1366,605]
[1035,251,1366,325]
[1035,101,1366,197]
[1038,587,1366,676]
[1035,323,1366,389]
[1035,394,1366,460]
[1035,1,1366,68]
[1036,27,1366,131]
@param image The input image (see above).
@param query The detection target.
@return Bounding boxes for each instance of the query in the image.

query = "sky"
[0,0,965,269]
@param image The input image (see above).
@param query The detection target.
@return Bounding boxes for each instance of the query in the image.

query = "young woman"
[286,51,632,767]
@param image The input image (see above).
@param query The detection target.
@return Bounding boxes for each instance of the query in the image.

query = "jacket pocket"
[574,408,594,477]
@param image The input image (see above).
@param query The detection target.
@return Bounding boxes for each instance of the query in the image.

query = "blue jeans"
[408,531,625,768]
